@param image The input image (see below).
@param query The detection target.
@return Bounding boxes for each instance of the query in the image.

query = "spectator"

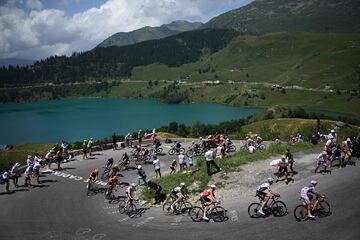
[188,155,194,168]
[44,150,54,171]
[112,133,117,150]
[55,148,63,170]
[87,138,94,156]
[147,181,165,204]
[82,140,88,159]
[24,165,32,187]
[32,161,42,184]
[138,129,144,147]
[216,145,223,159]
[248,143,256,153]
[153,156,161,179]
[205,148,221,176]
[137,165,147,186]
[1,170,10,192]
[170,159,177,174]
[26,155,34,167]
[11,163,21,187]
[178,152,186,171]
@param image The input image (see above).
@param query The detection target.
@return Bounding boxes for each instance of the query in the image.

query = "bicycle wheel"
[189,207,204,222]
[316,201,331,217]
[168,149,175,155]
[118,200,126,214]
[156,148,163,154]
[186,150,193,157]
[179,148,185,154]
[210,206,227,222]
[247,203,262,218]
[271,201,288,217]
[294,205,308,221]
[126,203,137,217]
[259,144,266,150]
[229,145,236,152]
[180,201,193,215]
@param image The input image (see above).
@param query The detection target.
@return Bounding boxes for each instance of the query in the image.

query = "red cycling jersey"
[90,171,98,179]
[201,188,214,198]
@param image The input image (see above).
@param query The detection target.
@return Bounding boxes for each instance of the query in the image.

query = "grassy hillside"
[204,0,360,34]
[237,118,360,141]
[0,143,54,172]
[131,32,360,90]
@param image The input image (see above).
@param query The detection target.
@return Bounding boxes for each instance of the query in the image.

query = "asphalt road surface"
[1,141,359,240]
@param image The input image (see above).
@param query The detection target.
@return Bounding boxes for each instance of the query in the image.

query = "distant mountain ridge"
[203,0,360,34]
[0,58,34,67]
[97,20,203,48]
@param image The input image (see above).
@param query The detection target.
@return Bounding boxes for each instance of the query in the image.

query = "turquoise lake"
[0,98,261,144]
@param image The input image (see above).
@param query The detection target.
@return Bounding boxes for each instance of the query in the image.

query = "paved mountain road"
[1,143,359,240]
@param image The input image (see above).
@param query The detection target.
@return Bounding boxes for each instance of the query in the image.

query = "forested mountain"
[97,20,203,48]
[204,0,360,34]
[0,29,239,87]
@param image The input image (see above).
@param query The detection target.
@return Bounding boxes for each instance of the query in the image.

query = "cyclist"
[88,169,99,190]
[276,155,290,184]
[109,164,119,178]
[316,151,329,172]
[169,182,187,211]
[125,183,137,209]
[200,184,218,221]
[106,176,118,196]
[120,152,130,167]
[300,180,324,219]
[173,141,182,152]
[105,158,114,171]
[255,134,263,144]
[256,178,279,215]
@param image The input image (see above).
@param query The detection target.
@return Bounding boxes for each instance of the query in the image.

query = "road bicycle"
[168,147,186,156]
[118,199,138,217]
[294,196,331,221]
[248,195,288,218]
[189,201,227,222]
[163,196,192,215]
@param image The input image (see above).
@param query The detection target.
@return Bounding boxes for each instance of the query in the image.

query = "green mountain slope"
[131,32,360,90]
[204,0,360,34]
[0,29,239,87]
[97,20,203,48]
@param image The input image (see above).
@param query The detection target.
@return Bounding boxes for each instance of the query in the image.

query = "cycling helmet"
[180,182,186,187]
[267,178,274,183]
[281,155,286,160]
[94,169,99,173]
[113,164,119,168]
[137,165,142,169]
[255,134,258,137]
[331,129,335,133]
[199,137,203,140]
[209,184,217,189]
[192,141,195,144]
[131,183,136,188]
[90,137,93,140]
[311,180,317,185]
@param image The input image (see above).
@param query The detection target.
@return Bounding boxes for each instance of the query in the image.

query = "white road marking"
[170,216,183,226]
[132,217,154,228]
[230,210,239,222]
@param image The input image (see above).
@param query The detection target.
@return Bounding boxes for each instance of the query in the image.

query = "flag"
[270,159,281,167]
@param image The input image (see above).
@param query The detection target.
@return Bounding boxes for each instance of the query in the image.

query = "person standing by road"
[55,148,63,170]
[170,159,177,174]
[205,148,221,176]
[138,129,144,147]
[82,140,88,159]
[1,170,10,192]
[153,156,161,179]
[44,150,54,171]
[285,149,295,174]
[23,165,32,187]
[11,163,21,187]
[178,152,185,171]
[87,138,94,156]
[112,133,117,150]
[26,155,34,167]
[137,165,147,186]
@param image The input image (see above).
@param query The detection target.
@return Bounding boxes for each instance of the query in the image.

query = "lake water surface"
[0,98,261,144]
